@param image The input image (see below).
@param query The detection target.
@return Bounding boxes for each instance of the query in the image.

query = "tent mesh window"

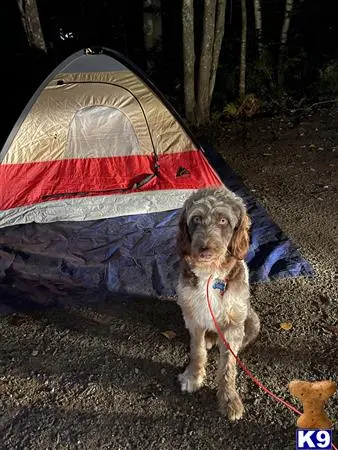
[66,106,140,158]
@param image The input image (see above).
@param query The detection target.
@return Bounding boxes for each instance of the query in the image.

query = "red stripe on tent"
[0,150,222,210]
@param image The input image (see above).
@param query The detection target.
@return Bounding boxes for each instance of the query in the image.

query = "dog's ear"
[176,209,191,258]
[229,212,251,260]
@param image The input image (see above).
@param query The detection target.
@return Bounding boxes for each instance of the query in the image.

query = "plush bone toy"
[289,380,336,429]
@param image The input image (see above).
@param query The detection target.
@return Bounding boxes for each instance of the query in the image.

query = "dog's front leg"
[217,324,245,420]
[178,326,207,393]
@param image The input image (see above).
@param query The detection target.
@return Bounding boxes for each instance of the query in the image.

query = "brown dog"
[176,187,260,420]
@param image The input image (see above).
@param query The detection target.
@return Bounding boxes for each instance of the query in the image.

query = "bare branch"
[143,0,162,71]
[17,0,24,16]
[253,0,263,58]
[209,0,227,98]
[278,0,294,87]
[17,0,47,53]
[239,0,247,101]
[182,0,196,123]
[197,0,217,123]
[280,0,294,46]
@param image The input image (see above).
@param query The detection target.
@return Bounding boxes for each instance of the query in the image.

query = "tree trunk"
[239,0,247,102]
[209,0,227,98]
[143,0,162,71]
[253,0,263,59]
[197,0,217,124]
[278,0,294,87]
[182,0,227,125]
[182,0,196,123]
[17,0,47,53]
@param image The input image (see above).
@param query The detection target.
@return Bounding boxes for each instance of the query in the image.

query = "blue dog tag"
[212,278,227,296]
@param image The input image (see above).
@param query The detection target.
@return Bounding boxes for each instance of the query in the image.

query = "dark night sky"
[2,0,338,142]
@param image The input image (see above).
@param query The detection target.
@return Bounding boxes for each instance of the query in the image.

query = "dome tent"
[0,47,312,311]
[0,47,221,224]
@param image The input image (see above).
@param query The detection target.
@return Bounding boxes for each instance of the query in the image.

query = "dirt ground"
[1,106,337,450]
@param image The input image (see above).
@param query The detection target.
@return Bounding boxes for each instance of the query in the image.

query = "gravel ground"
[0,106,337,450]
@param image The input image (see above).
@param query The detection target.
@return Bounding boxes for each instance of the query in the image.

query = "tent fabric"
[0,47,313,312]
[0,49,221,224]
[2,71,194,165]
[0,150,220,223]
[66,106,141,158]
[0,155,313,312]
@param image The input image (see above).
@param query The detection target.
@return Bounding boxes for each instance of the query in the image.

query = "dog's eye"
[192,216,202,224]
[219,217,228,225]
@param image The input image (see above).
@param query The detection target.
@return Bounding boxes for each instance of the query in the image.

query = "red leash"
[206,276,337,450]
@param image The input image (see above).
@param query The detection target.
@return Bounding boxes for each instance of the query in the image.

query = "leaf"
[161,330,176,340]
[280,322,293,331]
[223,102,238,117]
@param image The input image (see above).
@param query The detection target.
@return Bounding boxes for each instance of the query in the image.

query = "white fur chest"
[177,269,232,332]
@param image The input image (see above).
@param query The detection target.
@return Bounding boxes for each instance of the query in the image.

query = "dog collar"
[212,277,228,296]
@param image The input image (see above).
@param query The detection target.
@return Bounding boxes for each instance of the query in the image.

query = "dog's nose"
[199,248,213,260]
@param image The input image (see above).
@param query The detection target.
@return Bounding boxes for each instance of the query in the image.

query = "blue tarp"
[0,148,313,313]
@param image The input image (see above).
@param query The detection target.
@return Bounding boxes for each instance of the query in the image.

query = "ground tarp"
[0,147,313,313]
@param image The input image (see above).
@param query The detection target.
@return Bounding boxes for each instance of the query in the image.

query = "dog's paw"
[219,392,244,421]
[227,396,244,421]
[178,370,204,393]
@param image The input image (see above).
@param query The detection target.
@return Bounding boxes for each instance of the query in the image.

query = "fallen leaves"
[161,330,176,340]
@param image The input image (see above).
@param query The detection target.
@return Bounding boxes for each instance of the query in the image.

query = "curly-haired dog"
[176,187,260,420]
